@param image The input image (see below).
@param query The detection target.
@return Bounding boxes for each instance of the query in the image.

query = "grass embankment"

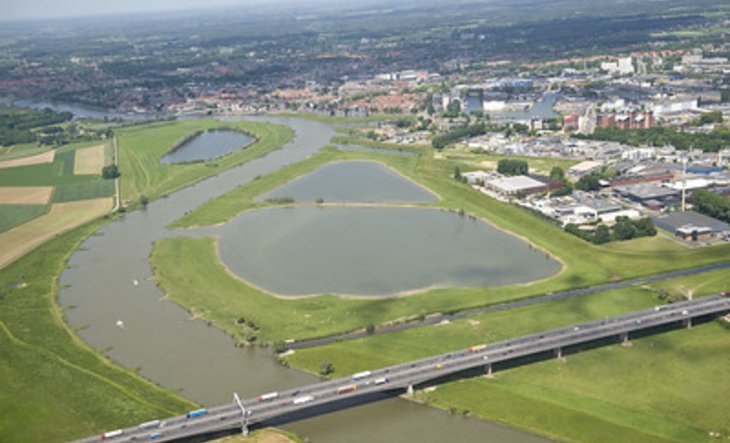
[156,143,730,344]
[285,270,730,443]
[0,221,194,443]
[117,119,293,205]
[170,146,418,228]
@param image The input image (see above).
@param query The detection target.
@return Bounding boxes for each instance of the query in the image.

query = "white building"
[621,148,656,161]
[601,57,634,75]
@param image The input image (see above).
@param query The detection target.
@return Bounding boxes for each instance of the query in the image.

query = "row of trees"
[0,107,73,146]
[692,189,730,223]
[565,217,657,244]
[432,123,487,149]
[497,159,529,176]
[576,126,730,152]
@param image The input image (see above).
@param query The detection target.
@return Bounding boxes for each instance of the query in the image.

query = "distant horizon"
[0,0,316,23]
[0,0,343,23]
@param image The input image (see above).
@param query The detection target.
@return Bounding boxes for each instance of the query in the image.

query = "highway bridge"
[72,293,730,443]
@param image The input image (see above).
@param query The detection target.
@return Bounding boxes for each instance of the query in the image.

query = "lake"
[258,160,437,204]
[217,206,560,296]
[161,129,254,164]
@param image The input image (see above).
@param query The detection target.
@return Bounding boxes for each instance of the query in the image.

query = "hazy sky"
[1,0,288,21]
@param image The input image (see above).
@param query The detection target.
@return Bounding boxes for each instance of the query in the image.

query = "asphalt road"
[72,293,730,443]
[289,261,730,349]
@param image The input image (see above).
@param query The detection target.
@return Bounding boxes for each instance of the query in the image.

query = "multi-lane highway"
[72,293,730,443]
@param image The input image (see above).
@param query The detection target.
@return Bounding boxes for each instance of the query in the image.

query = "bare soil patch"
[0,197,112,269]
[0,186,53,205]
[0,150,55,169]
[74,144,106,175]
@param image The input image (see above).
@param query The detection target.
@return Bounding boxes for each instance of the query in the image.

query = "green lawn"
[284,272,730,443]
[117,119,293,205]
[441,146,579,176]
[0,205,47,233]
[0,221,194,443]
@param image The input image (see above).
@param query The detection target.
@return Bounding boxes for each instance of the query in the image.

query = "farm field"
[0,205,47,233]
[0,186,52,205]
[0,198,112,269]
[0,150,54,169]
[73,144,106,175]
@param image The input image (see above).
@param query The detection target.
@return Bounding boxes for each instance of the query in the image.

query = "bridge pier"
[406,384,414,396]
[683,318,692,329]
[555,347,562,359]
[485,363,492,376]
[242,423,249,437]
[620,332,630,346]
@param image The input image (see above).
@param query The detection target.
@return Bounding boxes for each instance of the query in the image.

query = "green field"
[52,179,115,203]
[117,119,293,205]
[0,204,47,233]
[0,221,194,443]
[0,143,50,161]
[284,271,730,443]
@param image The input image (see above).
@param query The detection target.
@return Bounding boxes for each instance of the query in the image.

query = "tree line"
[565,216,657,244]
[432,123,487,149]
[692,189,730,223]
[575,126,730,153]
[0,107,73,146]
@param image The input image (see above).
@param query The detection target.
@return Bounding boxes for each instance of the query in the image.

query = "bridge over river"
[73,293,730,443]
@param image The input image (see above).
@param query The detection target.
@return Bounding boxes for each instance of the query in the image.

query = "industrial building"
[653,211,730,241]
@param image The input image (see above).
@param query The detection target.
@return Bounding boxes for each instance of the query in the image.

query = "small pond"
[217,206,560,296]
[161,130,254,164]
[258,160,437,204]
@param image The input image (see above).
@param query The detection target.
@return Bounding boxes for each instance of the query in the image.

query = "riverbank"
[212,429,302,443]
[0,221,194,442]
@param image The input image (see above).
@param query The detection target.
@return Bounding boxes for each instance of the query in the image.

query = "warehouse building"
[653,211,730,241]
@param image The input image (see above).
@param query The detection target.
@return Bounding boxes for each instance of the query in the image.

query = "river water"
[58,115,548,443]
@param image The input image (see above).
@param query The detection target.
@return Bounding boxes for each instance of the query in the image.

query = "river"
[57,115,548,443]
